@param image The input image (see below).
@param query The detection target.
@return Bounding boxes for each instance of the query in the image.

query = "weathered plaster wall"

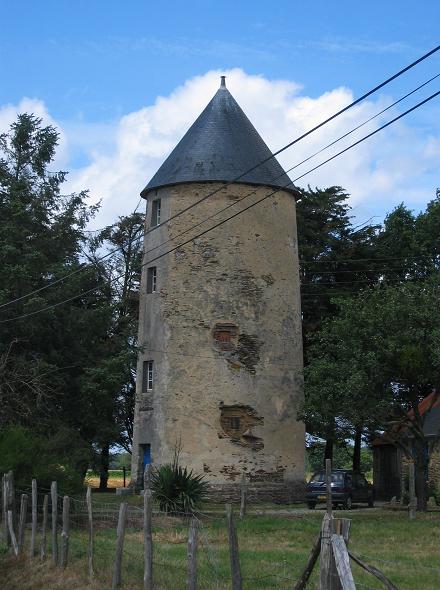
[131,182,305,499]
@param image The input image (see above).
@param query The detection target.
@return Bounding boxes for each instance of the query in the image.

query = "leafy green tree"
[299,190,440,467]
[82,213,143,488]
[0,114,118,482]
[0,426,89,494]
[296,185,380,457]
[304,276,440,509]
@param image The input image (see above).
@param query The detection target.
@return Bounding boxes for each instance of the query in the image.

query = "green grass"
[1,504,440,589]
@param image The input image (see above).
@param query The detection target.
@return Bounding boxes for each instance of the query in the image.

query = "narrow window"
[228,417,241,430]
[147,267,157,293]
[213,323,238,351]
[142,360,154,392]
[151,199,161,226]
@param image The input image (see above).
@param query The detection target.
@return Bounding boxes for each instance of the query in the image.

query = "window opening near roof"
[147,267,157,293]
[151,199,161,226]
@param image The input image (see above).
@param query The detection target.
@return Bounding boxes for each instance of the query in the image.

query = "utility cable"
[300,254,440,265]
[1,46,439,310]
[0,198,144,311]
[141,43,440,238]
[2,87,439,324]
[122,69,439,270]
[27,71,434,294]
[283,72,440,177]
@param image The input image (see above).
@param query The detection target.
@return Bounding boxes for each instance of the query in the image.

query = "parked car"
[306,469,374,509]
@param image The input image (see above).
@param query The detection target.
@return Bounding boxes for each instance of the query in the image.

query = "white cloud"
[0,98,69,169]
[3,70,439,228]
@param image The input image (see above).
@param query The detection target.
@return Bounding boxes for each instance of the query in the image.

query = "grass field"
[1,497,440,589]
[85,469,132,489]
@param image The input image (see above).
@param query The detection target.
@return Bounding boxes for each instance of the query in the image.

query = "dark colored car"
[306,469,374,510]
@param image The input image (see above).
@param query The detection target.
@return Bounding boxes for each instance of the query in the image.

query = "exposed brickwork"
[205,481,306,504]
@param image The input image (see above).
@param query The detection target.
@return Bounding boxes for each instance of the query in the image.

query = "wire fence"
[2,475,440,589]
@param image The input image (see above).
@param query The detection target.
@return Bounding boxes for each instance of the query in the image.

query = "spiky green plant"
[150,450,208,514]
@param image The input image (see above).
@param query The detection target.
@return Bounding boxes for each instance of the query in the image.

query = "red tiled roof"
[372,390,440,446]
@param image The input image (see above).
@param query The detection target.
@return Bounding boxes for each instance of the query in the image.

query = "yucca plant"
[150,449,208,514]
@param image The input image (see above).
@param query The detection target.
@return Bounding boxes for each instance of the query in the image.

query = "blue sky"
[1,0,439,225]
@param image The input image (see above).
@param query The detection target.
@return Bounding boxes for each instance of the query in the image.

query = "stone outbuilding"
[130,77,305,501]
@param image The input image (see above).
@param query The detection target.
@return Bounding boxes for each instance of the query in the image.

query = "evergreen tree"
[0,114,110,475]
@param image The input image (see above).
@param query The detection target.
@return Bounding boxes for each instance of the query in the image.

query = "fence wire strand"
[2,485,438,589]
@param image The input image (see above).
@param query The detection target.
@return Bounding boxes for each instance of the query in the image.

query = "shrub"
[0,426,89,494]
[150,454,208,514]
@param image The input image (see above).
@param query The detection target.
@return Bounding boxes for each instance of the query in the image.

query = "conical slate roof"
[141,77,293,197]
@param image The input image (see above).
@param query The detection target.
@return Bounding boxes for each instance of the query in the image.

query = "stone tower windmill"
[131,77,304,501]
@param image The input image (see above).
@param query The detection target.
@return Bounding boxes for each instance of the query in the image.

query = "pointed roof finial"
[141,77,295,197]
[220,75,226,87]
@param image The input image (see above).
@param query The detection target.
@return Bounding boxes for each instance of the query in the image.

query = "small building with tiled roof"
[372,392,440,500]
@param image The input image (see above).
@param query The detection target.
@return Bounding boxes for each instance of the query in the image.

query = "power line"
[279,71,440,177]
[139,44,440,237]
[302,277,416,286]
[2,87,439,324]
[63,73,439,282]
[132,88,440,275]
[123,69,439,271]
[300,254,440,265]
[0,198,144,311]
[1,46,439,311]
[291,89,440,184]
[300,266,433,275]
[82,197,143,233]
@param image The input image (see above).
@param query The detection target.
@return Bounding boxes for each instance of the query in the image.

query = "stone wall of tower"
[131,181,305,500]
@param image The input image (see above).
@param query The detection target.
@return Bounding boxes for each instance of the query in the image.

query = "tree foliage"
[304,275,440,508]
[0,113,142,485]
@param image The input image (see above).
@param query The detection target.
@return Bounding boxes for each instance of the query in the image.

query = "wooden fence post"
[409,462,416,520]
[349,551,398,590]
[18,493,28,554]
[86,486,94,578]
[320,458,340,589]
[331,534,356,590]
[40,494,49,561]
[187,518,198,590]
[60,496,70,568]
[325,458,333,516]
[112,502,128,590]
[293,533,321,590]
[400,462,406,503]
[7,510,19,556]
[30,479,38,559]
[144,464,152,490]
[320,513,340,590]
[239,472,247,520]
[7,471,15,535]
[143,489,153,590]
[51,481,58,565]
[226,504,242,590]
[2,474,9,545]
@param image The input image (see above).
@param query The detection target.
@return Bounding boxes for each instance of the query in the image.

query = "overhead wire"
[0,197,144,311]
[107,69,439,275]
[140,43,440,237]
[1,86,439,324]
[0,68,433,316]
[1,45,439,310]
